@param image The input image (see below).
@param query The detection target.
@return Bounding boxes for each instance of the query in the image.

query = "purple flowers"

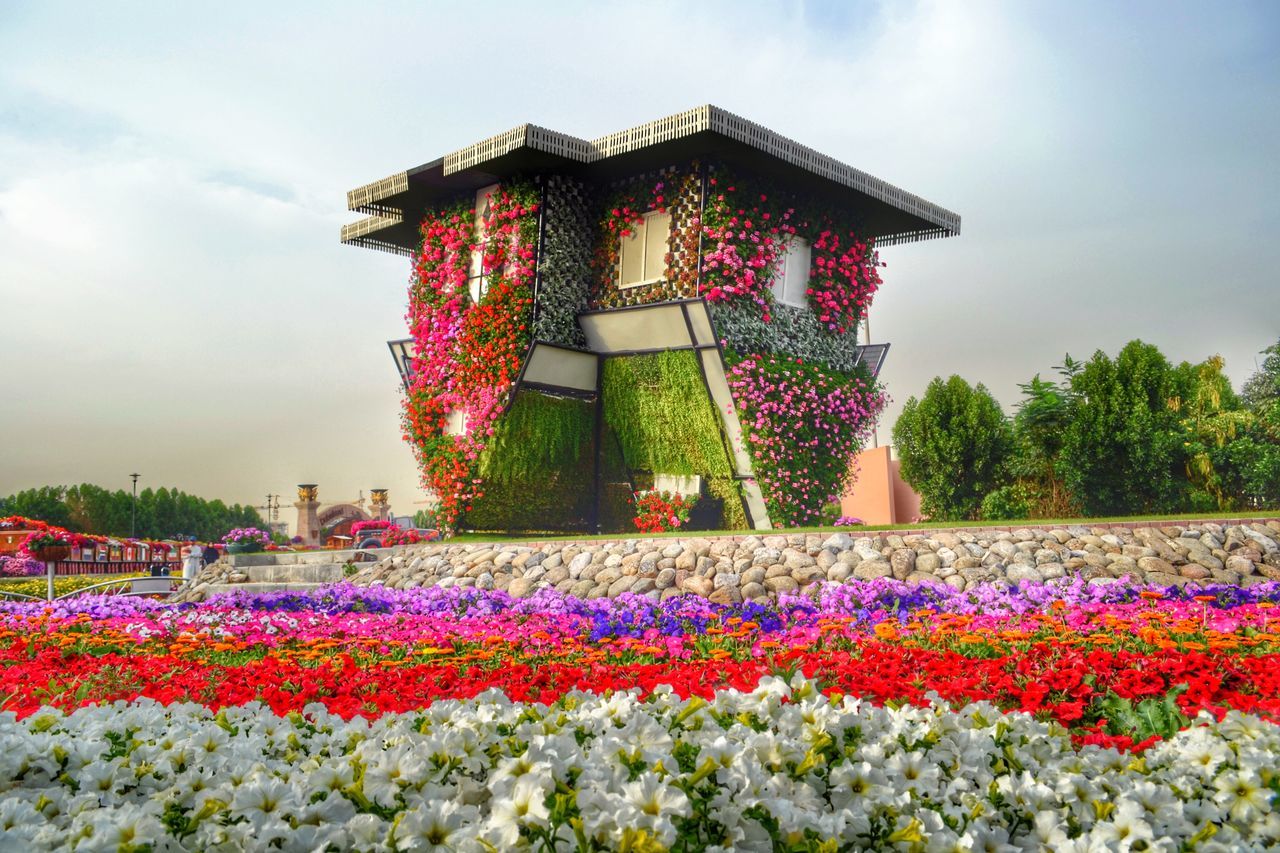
[222,528,272,548]
[0,555,42,577]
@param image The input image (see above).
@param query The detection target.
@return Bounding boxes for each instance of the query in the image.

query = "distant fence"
[49,560,183,577]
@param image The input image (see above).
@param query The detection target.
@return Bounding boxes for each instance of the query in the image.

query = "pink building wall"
[840,446,922,526]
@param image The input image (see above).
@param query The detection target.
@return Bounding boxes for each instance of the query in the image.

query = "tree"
[892,375,1013,520]
[1241,339,1280,413]
[1212,339,1280,509]
[0,486,74,529]
[2,483,267,541]
[1169,355,1254,510]
[1007,355,1083,517]
[1058,340,1185,516]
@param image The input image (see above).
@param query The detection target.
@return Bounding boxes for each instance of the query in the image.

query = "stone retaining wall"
[348,519,1280,603]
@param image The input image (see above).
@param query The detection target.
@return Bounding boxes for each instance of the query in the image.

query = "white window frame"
[617,210,671,290]
[445,408,469,437]
[770,236,812,308]
[651,473,702,498]
[468,184,499,304]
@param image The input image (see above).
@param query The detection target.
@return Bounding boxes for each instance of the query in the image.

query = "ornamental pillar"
[370,489,390,521]
[294,484,320,546]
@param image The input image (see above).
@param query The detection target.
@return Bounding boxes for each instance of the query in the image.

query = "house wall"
[532,174,595,349]
[840,445,923,526]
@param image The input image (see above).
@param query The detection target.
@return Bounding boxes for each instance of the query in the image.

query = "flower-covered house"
[342,106,959,533]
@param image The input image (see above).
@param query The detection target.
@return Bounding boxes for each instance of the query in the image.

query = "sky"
[2,0,1278,520]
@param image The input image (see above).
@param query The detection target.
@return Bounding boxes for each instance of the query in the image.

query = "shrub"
[892,376,1013,521]
[1058,341,1185,516]
[980,484,1034,521]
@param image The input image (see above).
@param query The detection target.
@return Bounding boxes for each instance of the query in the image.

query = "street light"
[130,473,140,538]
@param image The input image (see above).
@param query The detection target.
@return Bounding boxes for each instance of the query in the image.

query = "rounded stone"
[1225,555,1257,575]
[764,576,799,593]
[508,577,536,598]
[889,550,917,580]
[915,552,942,574]
[1006,564,1043,583]
[853,561,892,581]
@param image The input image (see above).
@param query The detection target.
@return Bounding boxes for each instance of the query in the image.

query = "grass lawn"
[448,509,1280,543]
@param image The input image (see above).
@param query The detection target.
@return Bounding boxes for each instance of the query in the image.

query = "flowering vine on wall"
[592,165,701,308]
[700,168,883,335]
[726,352,887,526]
[402,182,540,529]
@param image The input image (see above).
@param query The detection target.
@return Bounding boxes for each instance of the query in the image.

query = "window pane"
[619,225,645,286]
[468,274,484,304]
[473,184,498,238]
[643,211,671,281]
[770,246,787,303]
[446,408,468,437]
[784,238,811,306]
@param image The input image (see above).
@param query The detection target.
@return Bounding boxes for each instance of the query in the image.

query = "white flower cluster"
[1,678,1278,852]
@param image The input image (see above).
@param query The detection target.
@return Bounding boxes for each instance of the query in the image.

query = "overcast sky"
[2,0,1277,517]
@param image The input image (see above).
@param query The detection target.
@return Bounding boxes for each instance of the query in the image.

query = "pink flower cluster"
[699,176,882,334]
[402,185,539,527]
[726,354,886,526]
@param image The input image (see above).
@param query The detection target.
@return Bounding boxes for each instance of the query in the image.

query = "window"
[770,237,812,308]
[445,408,468,437]
[618,210,671,289]
[468,184,499,303]
[652,473,701,498]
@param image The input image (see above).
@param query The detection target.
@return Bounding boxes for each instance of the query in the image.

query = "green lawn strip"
[452,510,1279,544]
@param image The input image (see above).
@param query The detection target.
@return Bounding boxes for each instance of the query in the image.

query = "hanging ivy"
[601,351,732,478]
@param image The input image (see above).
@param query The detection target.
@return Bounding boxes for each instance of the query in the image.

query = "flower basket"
[29,545,70,563]
[222,527,272,553]
[225,542,262,555]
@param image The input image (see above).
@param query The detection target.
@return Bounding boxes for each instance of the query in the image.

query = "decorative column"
[370,489,390,521]
[294,484,320,546]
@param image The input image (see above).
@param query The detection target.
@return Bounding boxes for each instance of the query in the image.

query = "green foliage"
[0,486,74,529]
[1090,687,1192,744]
[1058,341,1186,516]
[709,301,861,374]
[1,484,263,541]
[1008,364,1080,517]
[532,175,595,348]
[1014,372,1073,464]
[601,351,732,478]
[892,376,1013,521]
[1215,436,1280,508]
[1170,355,1256,510]
[980,484,1033,521]
[1241,338,1280,413]
[411,508,443,530]
[477,392,594,485]
[463,392,595,533]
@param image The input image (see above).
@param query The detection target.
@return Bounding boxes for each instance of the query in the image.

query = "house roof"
[341,105,961,256]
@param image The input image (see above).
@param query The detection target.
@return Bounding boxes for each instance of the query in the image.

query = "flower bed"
[6,682,1279,850]
[0,573,147,598]
[3,578,1279,848]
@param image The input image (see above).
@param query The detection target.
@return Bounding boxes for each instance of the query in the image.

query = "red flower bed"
[5,637,1277,752]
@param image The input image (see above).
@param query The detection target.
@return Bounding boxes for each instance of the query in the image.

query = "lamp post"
[130,473,140,538]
